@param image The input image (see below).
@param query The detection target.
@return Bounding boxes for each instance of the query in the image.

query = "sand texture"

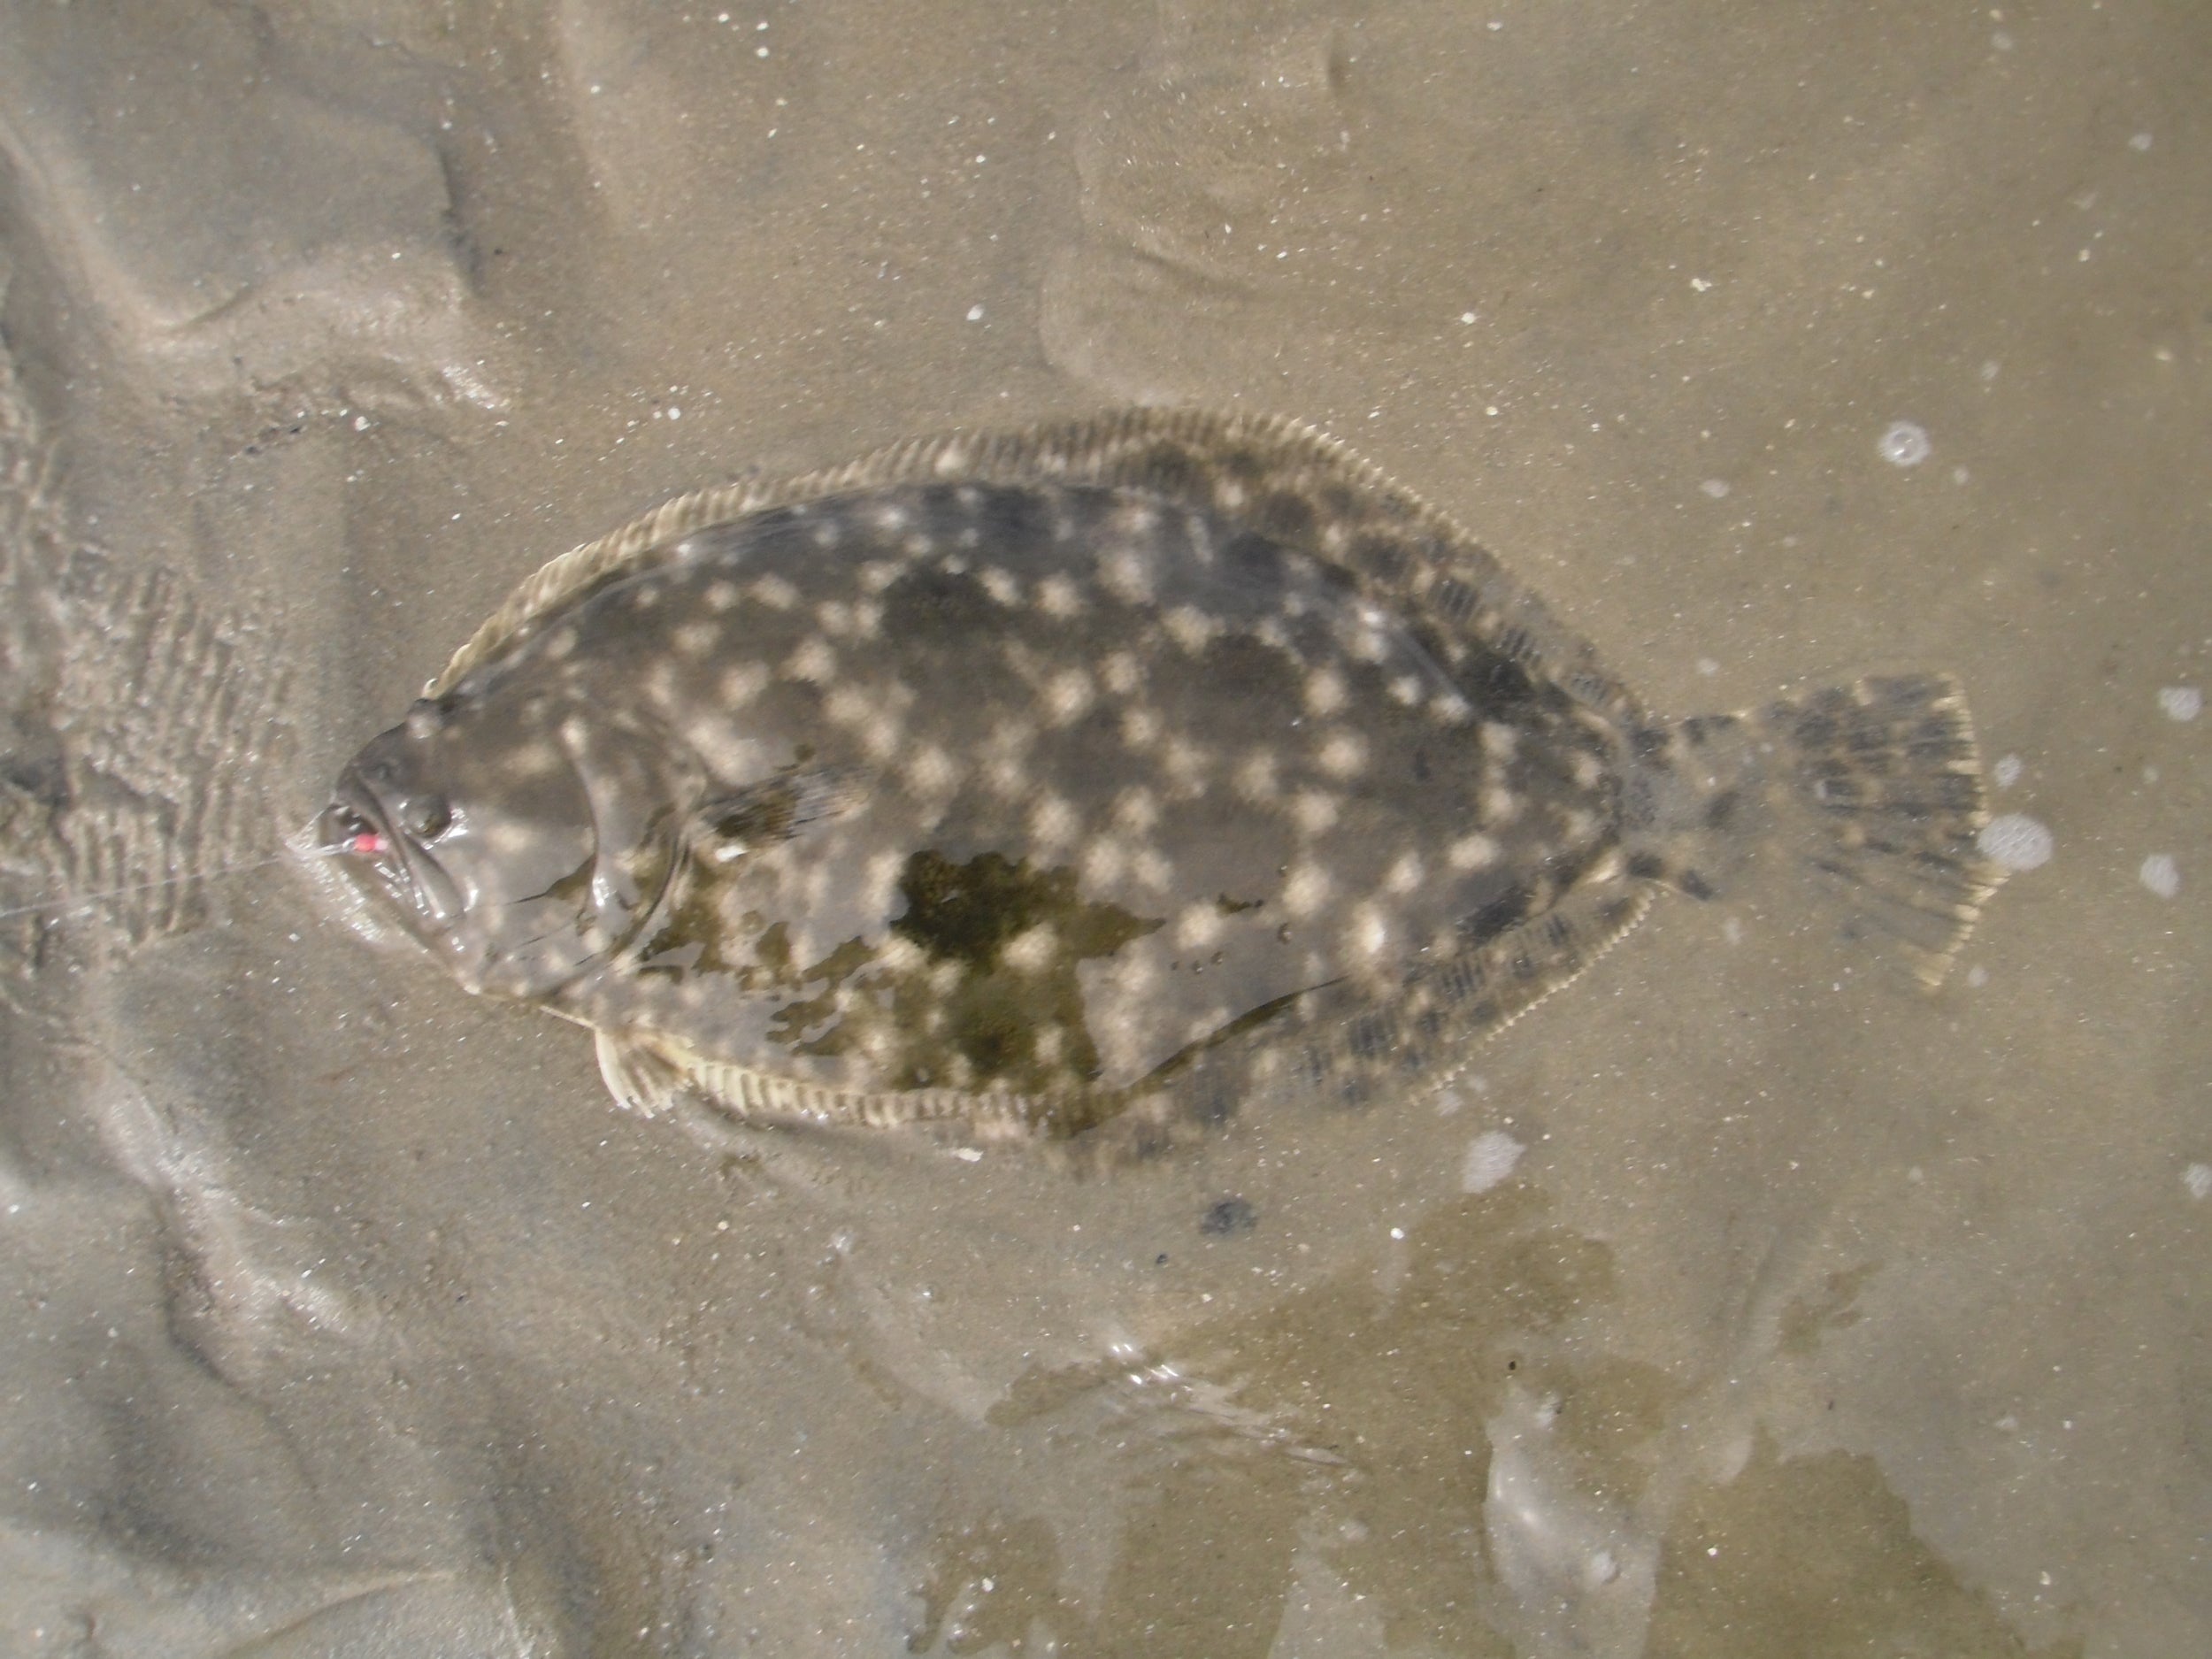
[1,3,2206,1655]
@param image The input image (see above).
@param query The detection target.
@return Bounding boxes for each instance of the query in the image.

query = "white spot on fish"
[1100,547,1155,603]
[1113,787,1160,835]
[1291,789,1340,836]
[825,685,904,759]
[1316,730,1368,779]
[1344,902,1391,960]
[782,636,837,683]
[1161,736,1213,796]
[672,621,719,658]
[1035,573,1083,617]
[1110,500,1160,536]
[903,743,961,800]
[1304,667,1348,717]
[1029,792,1079,849]
[1342,611,1393,665]
[1003,924,1058,972]
[861,850,903,916]
[1282,860,1333,917]
[502,741,565,780]
[749,574,799,610]
[718,663,769,706]
[979,567,1022,605]
[486,820,544,857]
[1164,605,1220,653]
[878,933,926,976]
[1079,836,1127,887]
[1233,749,1280,803]
[1448,833,1501,871]
[1120,705,1162,750]
[1174,904,1223,950]
[1099,651,1141,696]
[1042,668,1095,725]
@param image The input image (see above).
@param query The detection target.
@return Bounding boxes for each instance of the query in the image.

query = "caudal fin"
[1625,672,2006,986]
[1755,672,2006,985]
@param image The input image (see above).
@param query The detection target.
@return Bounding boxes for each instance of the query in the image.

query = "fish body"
[317,411,2002,1155]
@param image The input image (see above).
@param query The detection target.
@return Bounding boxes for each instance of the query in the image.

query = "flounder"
[314,411,2004,1158]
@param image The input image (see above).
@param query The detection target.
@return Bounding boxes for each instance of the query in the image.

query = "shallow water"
[2,2,2206,1655]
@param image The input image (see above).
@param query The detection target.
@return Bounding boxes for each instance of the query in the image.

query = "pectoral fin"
[691,764,872,864]
[594,1028,689,1118]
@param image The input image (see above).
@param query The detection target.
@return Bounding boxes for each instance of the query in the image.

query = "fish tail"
[1624,672,2006,986]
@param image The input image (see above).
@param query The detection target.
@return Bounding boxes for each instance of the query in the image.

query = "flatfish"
[312,410,2004,1160]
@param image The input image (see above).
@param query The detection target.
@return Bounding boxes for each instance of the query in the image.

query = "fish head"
[314,683,694,997]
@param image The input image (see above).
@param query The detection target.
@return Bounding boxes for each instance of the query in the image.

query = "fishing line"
[0,845,348,925]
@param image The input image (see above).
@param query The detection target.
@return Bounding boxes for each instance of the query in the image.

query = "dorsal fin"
[426,410,1645,730]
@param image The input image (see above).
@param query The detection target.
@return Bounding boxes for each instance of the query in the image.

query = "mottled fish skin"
[315,411,2004,1153]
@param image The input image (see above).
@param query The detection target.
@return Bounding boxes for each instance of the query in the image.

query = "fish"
[311,410,2005,1159]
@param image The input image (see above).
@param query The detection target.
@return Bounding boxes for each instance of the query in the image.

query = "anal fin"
[591,1024,1043,1143]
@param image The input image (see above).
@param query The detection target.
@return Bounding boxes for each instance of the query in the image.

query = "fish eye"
[403,795,454,841]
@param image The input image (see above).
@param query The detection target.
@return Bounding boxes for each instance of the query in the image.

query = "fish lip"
[318,765,464,932]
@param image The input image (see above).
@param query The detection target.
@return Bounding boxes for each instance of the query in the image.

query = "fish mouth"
[315,766,464,933]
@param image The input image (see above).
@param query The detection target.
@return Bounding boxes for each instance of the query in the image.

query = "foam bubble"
[1699,479,1730,499]
[1993,754,2024,789]
[2185,1164,2212,1202]
[1462,1131,1526,1194]
[2139,854,2180,899]
[1878,421,1932,467]
[1978,813,2053,871]
[2157,686,2200,723]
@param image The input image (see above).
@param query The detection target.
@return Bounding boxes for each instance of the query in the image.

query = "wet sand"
[2,2,2206,1654]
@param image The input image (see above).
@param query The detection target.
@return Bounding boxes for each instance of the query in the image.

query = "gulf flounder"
[314,411,2004,1158]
